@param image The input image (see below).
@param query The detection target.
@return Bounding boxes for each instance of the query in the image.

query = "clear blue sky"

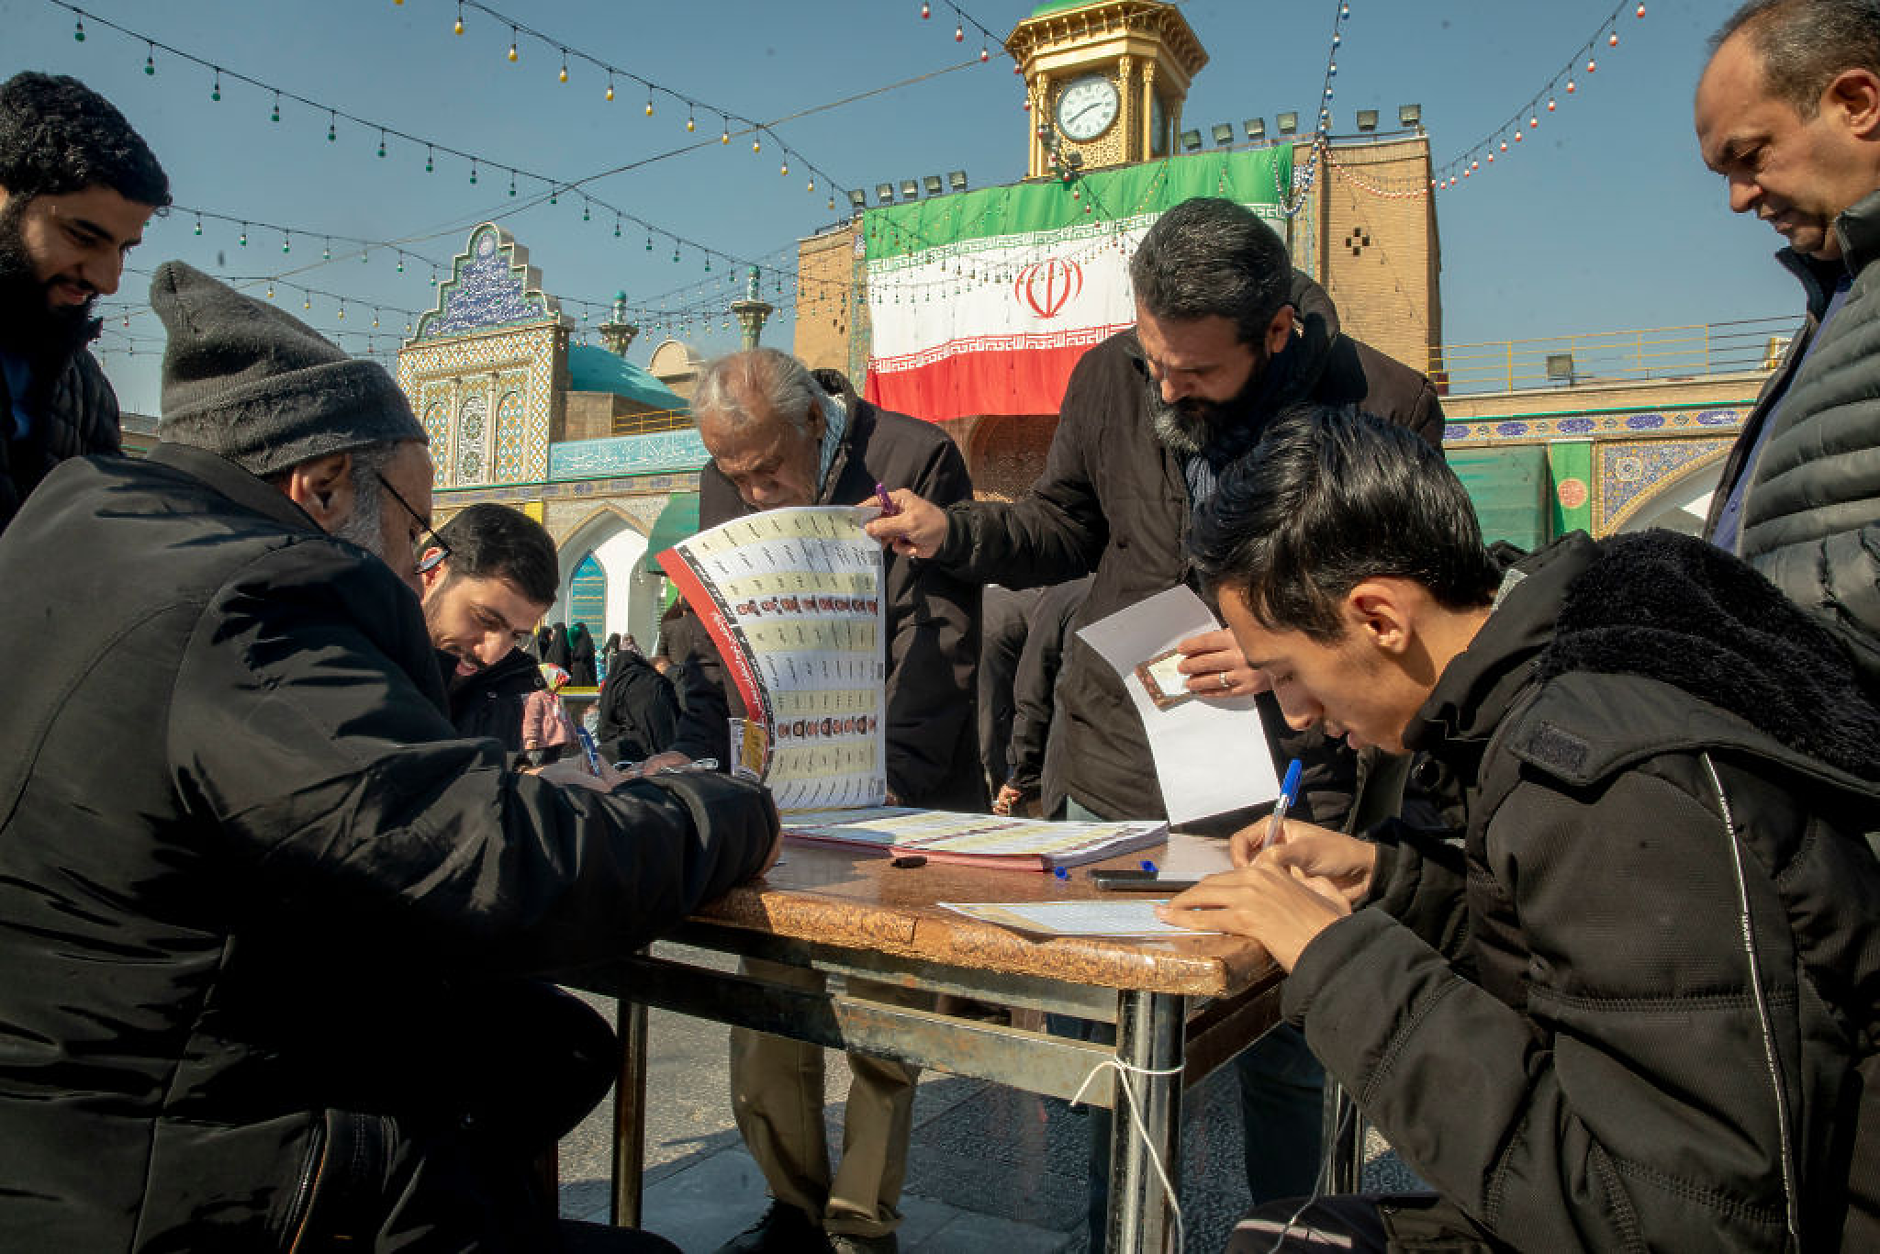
[5,0,1792,415]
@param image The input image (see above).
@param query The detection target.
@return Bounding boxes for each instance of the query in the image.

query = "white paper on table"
[1076,585,1281,825]
[940,900,1218,937]
[1157,832,1237,878]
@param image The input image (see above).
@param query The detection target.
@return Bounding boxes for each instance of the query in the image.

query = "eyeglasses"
[379,475,451,574]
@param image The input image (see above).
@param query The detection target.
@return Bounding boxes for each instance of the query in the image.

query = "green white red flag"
[861,146,1294,421]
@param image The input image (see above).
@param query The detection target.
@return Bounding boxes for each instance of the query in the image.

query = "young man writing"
[1160,405,1880,1250]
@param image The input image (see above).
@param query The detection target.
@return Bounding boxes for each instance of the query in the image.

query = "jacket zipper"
[1702,751,1800,1250]
[282,1116,327,1253]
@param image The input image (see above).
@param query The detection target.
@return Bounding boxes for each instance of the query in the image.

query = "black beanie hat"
[152,260,426,477]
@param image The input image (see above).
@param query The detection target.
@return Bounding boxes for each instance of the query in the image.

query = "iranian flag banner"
[862,146,1294,422]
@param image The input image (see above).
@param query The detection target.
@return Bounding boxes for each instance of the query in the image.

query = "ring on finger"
[1220,671,1232,691]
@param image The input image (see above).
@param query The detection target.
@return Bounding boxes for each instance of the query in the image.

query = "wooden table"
[571,840,1283,1253]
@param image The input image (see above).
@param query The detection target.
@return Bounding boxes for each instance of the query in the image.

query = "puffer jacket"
[0,443,779,1250]
[0,342,120,534]
[1286,531,1880,1250]
[1707,187,1880,683]
[935,272,1444,823]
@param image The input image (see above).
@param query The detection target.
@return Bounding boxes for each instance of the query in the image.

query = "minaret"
[598,291,638,358]
[730,267,775,350]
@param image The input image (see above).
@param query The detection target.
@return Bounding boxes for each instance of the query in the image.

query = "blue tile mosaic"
[1625,413,1667,430]
[550,430,710,480]
[417,225,555,340]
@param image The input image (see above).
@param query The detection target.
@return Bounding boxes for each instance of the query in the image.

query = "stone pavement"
[558,944,1420,1252]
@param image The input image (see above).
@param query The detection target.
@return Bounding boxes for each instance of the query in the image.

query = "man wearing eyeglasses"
[0,261,778,1254]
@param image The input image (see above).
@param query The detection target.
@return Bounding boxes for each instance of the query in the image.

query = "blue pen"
[1140,859,1158,874]
[1264,759,1304,851]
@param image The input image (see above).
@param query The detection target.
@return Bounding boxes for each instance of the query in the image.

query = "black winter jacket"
[0,444,778,1250]
[0,341,120,534]
[442,644,545,753]
[1287,531,1880,1250]
[936,277,1443,822]
[1706,188,1880,683]
[671,371,985,810]
[597,649,681,763]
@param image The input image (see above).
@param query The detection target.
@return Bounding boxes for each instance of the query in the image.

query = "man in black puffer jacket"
[0,262,779,1253]
[1696,1,1880,683]
[0,72,169,534]
[1163,406,1880,1251]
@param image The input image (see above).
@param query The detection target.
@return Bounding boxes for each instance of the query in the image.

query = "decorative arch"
[1607,443,1735,536]
[1598,438,1736,535]
[550,506,658,648]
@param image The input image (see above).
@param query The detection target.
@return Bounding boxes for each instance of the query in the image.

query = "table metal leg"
[1105,989,1186,1252]
[610,996,649,1228]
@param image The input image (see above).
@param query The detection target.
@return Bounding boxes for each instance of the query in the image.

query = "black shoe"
[712,1201,833,1254]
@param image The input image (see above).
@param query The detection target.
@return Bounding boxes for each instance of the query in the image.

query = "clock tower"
[1008,0,1207,178]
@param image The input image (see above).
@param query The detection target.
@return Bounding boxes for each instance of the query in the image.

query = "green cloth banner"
[863,145,1294,255]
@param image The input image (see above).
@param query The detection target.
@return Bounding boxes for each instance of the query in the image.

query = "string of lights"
[438,0,858,205]
[1434,2,1647,189]
[52,0,987,326]
[1269,0,1352,218]
[48,0,857,278]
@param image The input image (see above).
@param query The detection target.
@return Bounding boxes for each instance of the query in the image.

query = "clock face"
[1056,74,1119,142]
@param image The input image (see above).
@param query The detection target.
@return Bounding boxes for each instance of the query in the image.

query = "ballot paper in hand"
[1078,585,1280,825]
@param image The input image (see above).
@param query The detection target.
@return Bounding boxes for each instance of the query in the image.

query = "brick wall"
[1313,134,1440,378]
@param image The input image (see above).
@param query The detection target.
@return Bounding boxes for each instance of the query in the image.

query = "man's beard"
[0,198,102,367]
[1146,348,1268,460]
[331,469,386,558]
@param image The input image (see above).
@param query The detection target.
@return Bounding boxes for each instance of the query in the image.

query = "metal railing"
[609,407,693,438]
[1428,315,1797,395]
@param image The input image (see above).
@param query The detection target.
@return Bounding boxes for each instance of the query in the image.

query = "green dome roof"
[566,343,686,411]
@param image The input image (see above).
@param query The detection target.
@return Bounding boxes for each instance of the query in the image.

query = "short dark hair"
[1189,405,1500,642]
[1713,0,1880,117]
[0,73,170,205]
[434,503,558,606]
[1128,197,1291,347]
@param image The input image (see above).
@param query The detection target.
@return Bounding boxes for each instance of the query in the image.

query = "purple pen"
[874,481,900,517]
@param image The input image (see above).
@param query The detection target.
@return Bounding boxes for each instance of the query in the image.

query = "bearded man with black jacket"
[0,72,169,534]
[420,501,560,759]
[1159,407,1880,1252]
[0,262,779,1253]
[867,196,1445,1218]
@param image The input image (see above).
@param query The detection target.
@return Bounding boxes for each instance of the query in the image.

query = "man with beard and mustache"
[866,196,1443,1234]
[0,72,168,534]
[417,502,561,761]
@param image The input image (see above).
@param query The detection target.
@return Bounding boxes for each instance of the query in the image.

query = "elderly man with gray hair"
[650,347,979,1254]
[0,261,779,1253]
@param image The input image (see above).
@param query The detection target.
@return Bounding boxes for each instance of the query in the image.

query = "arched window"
[569,552,607,637]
